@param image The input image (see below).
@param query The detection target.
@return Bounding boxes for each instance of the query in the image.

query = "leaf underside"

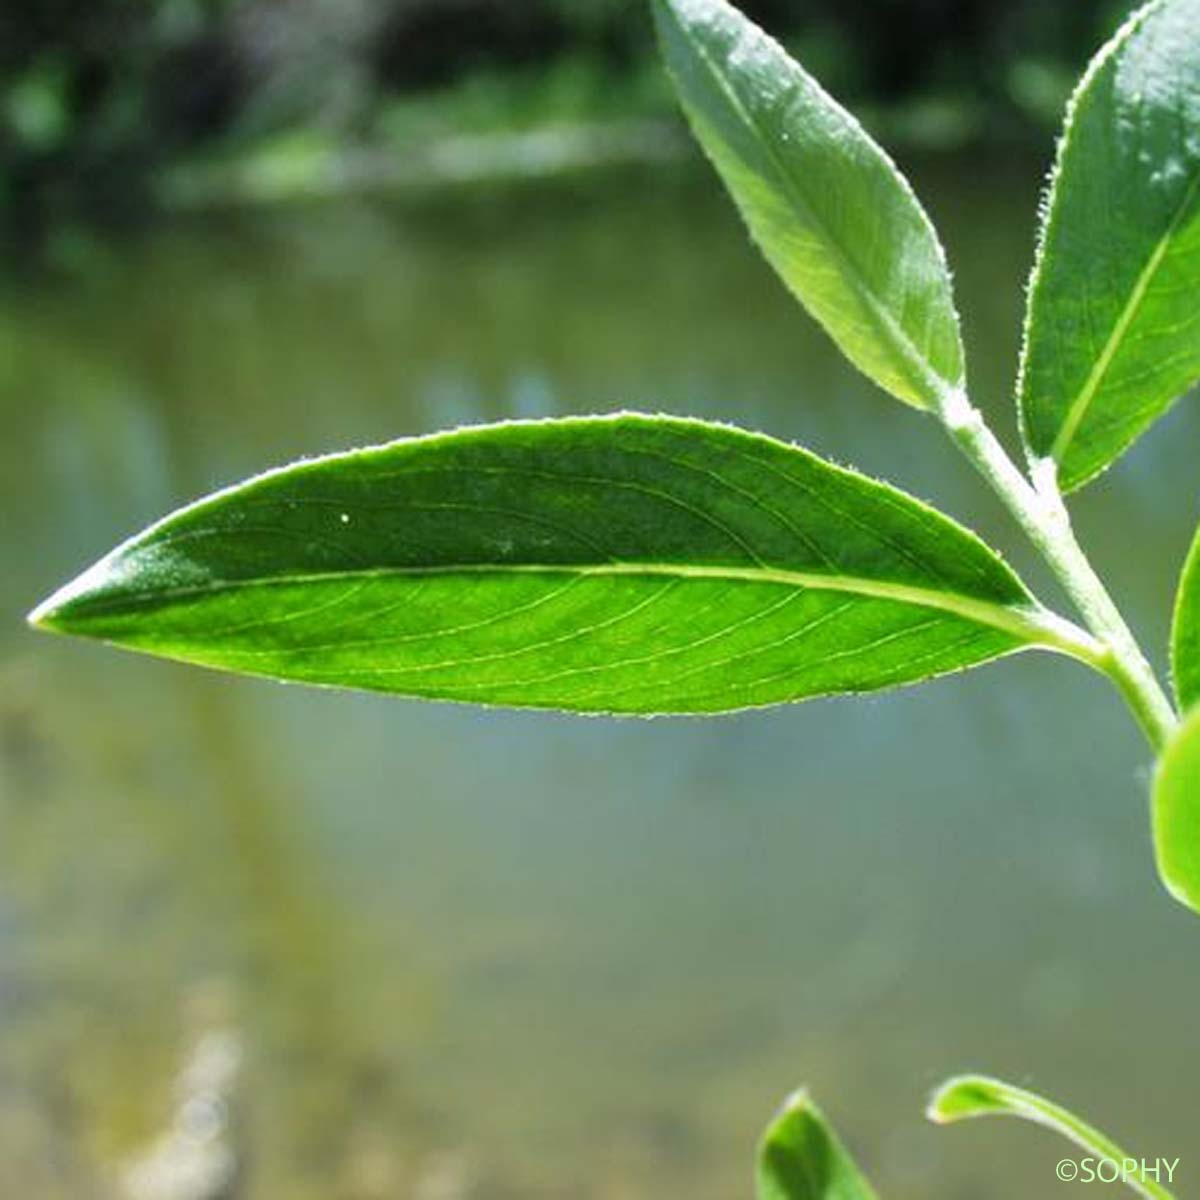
[757,1092,879,1200]
[1153,707,1200,915]
[653,0,963,411]
[31,415,1062,716]
[1020,0,1200,491]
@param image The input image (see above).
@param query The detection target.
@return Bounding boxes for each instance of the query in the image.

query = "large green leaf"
[1170,517,1200,711]
[930,1075,1176,1200]
[1019,0,1200,492]
[1153,707,1200,914]
[757,1091,879,1200]
[653,0,964,412]
[29,415,1096,714]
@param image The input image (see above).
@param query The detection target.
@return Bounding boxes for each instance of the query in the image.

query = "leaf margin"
[1152,704,1200,915]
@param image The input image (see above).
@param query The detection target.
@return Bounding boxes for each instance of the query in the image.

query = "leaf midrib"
[49,558,1100,663]
[658,0,955,408]
[1049,163,1200,468]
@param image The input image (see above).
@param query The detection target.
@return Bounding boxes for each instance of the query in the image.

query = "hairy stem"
[935,390,1177,752]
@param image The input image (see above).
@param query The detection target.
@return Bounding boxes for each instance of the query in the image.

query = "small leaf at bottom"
[758,1090,880,1200]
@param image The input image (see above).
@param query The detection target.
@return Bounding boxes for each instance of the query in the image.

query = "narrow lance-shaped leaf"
[1019,0,1200,492]
[930,1076,1177,1200]
[653,0,964,412]
[757,1090,880,1200]
[1170,515,1200,711]
[29,415,1097,715]
[1152,707,1200,915]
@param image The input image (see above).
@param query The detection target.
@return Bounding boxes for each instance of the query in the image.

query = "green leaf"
[1019,0,1200,492]
[1170,517,1200,711]
[1153,707,1200,914]
[757,1090,880,1200]
[653,0,964,412]
[930,1075,1176,1200]
[29,416,1097,715]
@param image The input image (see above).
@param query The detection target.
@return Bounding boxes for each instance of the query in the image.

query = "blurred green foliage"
[1,0,1131,233]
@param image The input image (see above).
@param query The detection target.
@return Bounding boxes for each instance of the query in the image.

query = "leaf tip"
[759,1086,816,1147]
[776,1087,813,1118]
[27,586,72,635]
[925,1081,955,1125]
[26,554,118,637]
[926,1074,991,1124]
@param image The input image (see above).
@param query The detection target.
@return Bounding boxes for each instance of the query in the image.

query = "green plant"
[758,1075,1178,1200]
[28,0,1200,1193]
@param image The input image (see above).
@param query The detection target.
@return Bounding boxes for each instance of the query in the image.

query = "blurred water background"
[3,2,1200,1198]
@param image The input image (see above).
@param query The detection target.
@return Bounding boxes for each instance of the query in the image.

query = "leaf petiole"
[935,387,1177,751]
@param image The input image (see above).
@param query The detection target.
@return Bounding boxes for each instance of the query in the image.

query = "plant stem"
[935,389,1177,753]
